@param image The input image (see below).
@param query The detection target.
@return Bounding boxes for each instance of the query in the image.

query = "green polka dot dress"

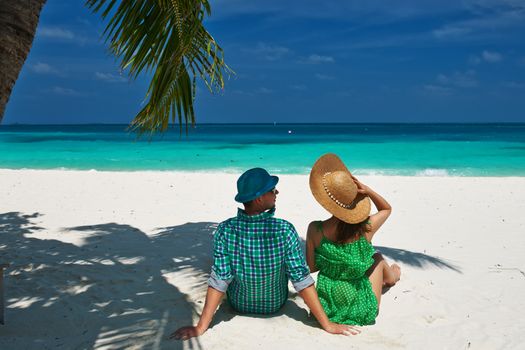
[314,222,378,326]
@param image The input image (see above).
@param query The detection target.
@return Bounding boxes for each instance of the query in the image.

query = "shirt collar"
[237,207,276,222]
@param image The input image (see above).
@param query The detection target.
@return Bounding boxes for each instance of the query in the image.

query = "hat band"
[322,172,356,209]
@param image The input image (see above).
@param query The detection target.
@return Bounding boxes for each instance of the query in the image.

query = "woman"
[306,153,401,325]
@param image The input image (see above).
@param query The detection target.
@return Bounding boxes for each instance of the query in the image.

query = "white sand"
[1,169,524,349]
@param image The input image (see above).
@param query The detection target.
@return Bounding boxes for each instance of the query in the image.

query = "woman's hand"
[352,175,370,195]
[324,321,361,336]
[169,325,206,341]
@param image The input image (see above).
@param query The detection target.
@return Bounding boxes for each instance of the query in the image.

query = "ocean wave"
[415,168,450,176]
[354,169,393,176]
[353,168,452,176]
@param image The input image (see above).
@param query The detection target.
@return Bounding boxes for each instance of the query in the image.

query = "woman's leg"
[368,259,386,307]
[367,254,401,308]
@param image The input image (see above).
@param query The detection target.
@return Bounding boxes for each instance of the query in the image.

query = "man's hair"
[243,199,255,206]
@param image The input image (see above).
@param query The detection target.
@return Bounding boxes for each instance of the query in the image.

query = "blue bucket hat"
[235,168,279,203]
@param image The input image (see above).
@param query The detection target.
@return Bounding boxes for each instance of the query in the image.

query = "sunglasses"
[269,188,278,195]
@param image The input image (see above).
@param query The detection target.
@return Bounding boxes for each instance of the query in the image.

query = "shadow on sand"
[375,246,461,273]
[0,211,223,349]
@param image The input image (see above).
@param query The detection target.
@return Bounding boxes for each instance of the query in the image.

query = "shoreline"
[1,168,524,178]
[3,122,525,125]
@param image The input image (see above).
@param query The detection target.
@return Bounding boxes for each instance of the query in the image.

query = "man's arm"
[171,224,232,341]
[299,284,360,335]
[170,287,224,340]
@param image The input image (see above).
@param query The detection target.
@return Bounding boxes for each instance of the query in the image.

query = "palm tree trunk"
[0,0,47,121]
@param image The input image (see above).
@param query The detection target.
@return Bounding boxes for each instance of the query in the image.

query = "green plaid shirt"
[208,208,314,314]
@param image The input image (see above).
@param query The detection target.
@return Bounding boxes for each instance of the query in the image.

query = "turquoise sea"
[1,124,525,176]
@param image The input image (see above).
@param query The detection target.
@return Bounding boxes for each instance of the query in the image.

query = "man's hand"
[169,325,206,341]
[323,322,361,336]
[169,287,224,341]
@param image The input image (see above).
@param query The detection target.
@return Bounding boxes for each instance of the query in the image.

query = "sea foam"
[415,168,450,177]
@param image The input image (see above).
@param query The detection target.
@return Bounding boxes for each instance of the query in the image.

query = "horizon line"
[2,122,525,126]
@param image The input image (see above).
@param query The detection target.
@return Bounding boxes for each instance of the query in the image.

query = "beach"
[1,169,524,349]
[2,0,524,346]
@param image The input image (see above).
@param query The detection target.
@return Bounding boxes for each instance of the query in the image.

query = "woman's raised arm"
[352,176,392,242]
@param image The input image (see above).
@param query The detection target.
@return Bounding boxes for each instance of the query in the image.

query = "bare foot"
[391,263,401,282]
[382,263,401,290]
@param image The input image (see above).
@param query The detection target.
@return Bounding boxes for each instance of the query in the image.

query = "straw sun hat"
[309,153,371,224]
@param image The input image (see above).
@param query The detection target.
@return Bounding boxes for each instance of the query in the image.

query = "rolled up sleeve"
[284,225,314,292]
[207,225,233,292]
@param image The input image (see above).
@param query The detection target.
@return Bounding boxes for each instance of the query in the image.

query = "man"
[171,168,358,340]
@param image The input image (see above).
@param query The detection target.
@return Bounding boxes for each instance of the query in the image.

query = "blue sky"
[4,0,525,124]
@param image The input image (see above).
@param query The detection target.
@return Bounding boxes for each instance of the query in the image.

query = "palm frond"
[85,0,233,135]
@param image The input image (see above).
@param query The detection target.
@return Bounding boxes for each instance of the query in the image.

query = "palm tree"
[0,0,47,122]
[0,0,231,134]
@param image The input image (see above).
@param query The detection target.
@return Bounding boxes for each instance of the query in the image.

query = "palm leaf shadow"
[0,212,220,349]
[376,246,461,273]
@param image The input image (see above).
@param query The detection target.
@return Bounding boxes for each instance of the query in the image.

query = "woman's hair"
[335,217,371,243]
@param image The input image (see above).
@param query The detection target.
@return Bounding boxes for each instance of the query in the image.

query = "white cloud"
[433,26,472,39]
[469,50,503,65]
[436,74,450,84]
[211,0,470,22]
[95,72,127,83]
[76,17,91,26]
[211,1,525,48]
[436,70,478,88]
[231,90,254,96]
[301,54,335,64]
[50,86,84,96]
[431,2,525,43]
[501,81,525,88]
[424,69,478,95]
[256,87,273,94]
[468,55,481,65]
[29,62,57,74]
[315,73,335,80]
[423,84,453,95]
[247,43,291,61]
[482,50,502,62]
[38,27,75,40]
[290,84,307,91]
